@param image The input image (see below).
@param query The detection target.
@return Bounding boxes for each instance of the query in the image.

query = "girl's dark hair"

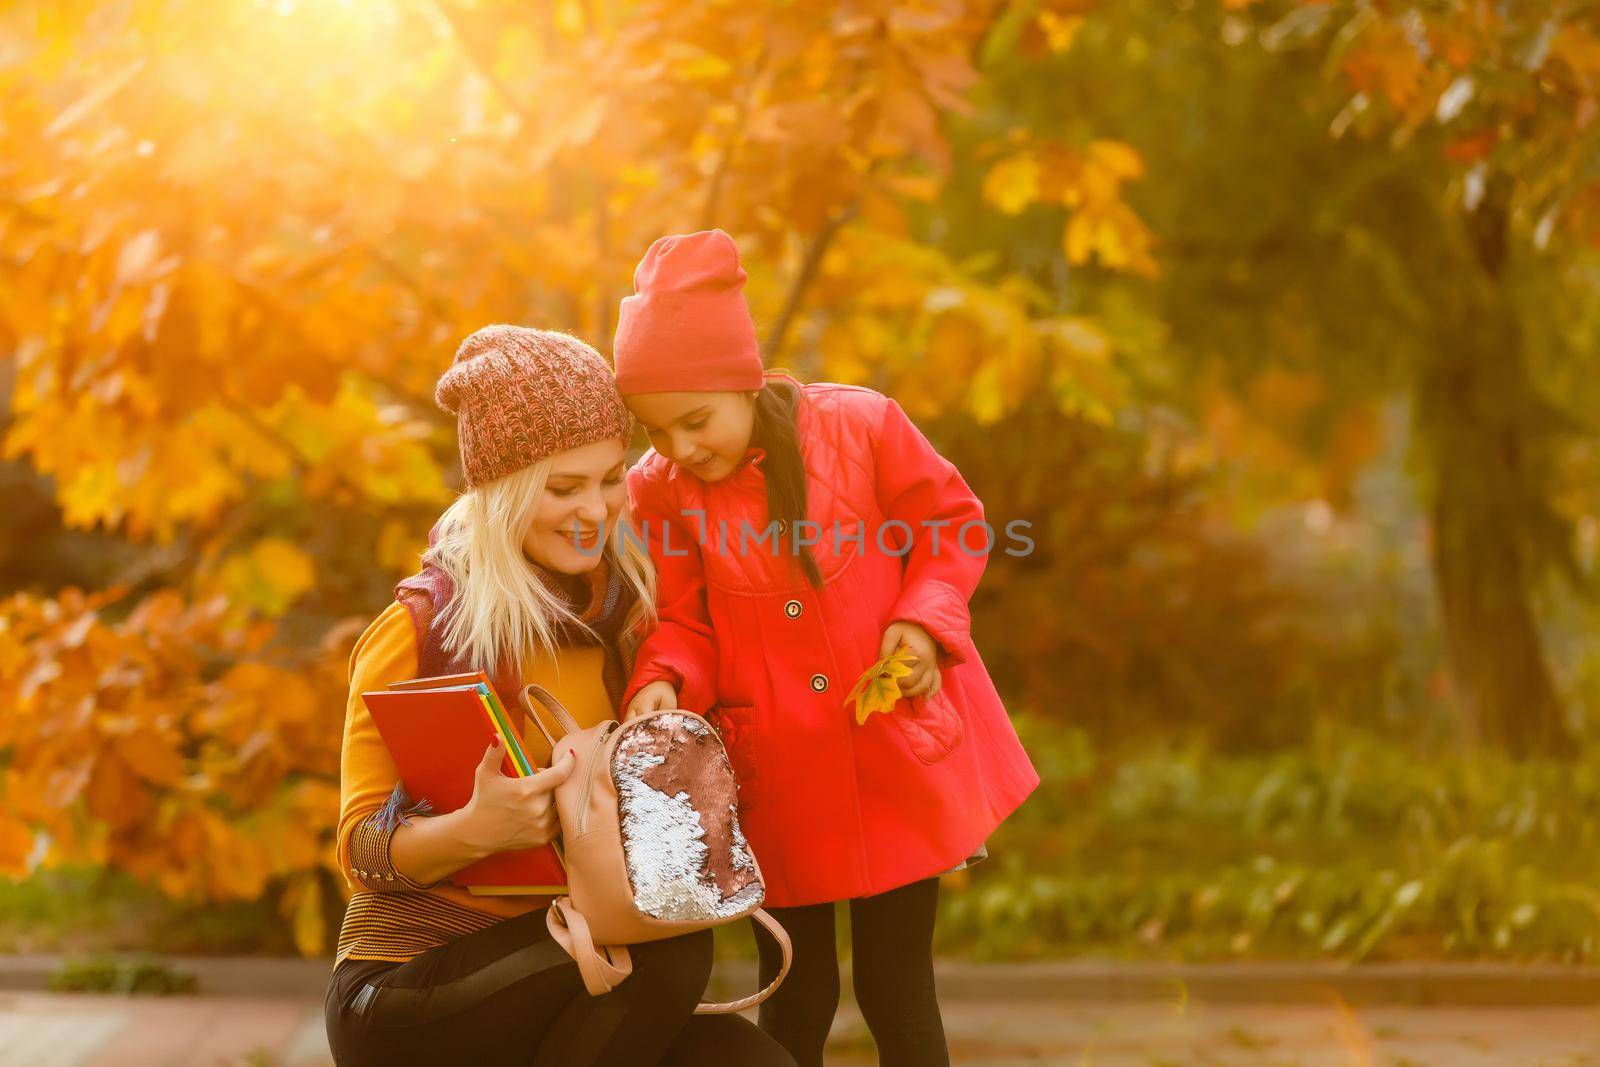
[750,374,823,589]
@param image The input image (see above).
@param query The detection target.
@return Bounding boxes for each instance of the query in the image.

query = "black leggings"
[325,906,794,1067]
[753,877,947,1067]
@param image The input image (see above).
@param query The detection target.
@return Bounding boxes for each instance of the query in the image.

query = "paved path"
[3,991,1600,1066]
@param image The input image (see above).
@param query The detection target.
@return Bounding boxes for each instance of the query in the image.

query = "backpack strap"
[546,897,633,996]
[522,682,586,751]
[692,909,792,1015]
[545,899,793,1014]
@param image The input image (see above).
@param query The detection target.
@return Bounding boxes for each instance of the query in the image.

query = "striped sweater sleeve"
[335,602,444,894]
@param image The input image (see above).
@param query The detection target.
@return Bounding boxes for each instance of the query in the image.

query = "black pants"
[325,906,794,1067]
[753,878,948,1067]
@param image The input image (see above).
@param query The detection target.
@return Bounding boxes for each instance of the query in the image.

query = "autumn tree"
[990,0,1600,754]
[0,0,1147,949]
[1255,0,1600,754]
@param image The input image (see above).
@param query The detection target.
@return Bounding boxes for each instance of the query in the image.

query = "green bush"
[49,954,197,995]
[939,715,1600,961]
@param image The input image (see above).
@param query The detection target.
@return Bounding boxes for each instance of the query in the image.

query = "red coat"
[623,382,1039,907]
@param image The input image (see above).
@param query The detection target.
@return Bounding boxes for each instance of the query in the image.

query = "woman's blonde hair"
[425,452,657,680]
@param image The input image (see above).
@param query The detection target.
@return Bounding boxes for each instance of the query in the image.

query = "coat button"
[784,600,803,619]
[809,673,828,693]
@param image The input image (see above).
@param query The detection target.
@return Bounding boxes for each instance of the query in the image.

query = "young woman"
[324,325,793,1067]
[612,232,1040,1067]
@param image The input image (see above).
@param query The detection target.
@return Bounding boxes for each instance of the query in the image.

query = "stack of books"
[361,672,566,895]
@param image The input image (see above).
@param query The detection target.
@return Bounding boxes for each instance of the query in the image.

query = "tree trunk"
[1427,409,1571,756]
[1417,178,1573,757]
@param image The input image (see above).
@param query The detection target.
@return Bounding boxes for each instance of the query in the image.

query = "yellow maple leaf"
[291,874,326,957]
[982,151,1042,215]
[844,645,918,725]
[214,538,316,617]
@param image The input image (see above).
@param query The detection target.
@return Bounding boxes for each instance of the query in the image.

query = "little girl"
[612,230,1039,1067]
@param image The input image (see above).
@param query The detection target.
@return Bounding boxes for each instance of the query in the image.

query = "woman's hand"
[460,739,576,854]
[880,620,943,699]
[624,680,678,721]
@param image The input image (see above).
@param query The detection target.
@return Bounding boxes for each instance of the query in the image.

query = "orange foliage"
[0,0,1147,951]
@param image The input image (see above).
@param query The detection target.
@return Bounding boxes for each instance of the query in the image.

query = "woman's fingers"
[475,736,505,776]
[527,749,575,794]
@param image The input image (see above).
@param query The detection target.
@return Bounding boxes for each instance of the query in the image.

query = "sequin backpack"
[521,684,793,1013]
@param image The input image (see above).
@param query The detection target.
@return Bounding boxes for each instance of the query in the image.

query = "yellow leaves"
[1064,200,1156,276]
[1038,316,1121,425]
[1085,139,1146,184]
[0,816,35,879]
[1554,24,1600,84]
[1036,12,1085,54]
[289,875,327,957]
[215,538,317,618]
[982,138,1157,277]
[273,379,451,508]
[667,43,735,83]
[844,645,918,725]
[5,392,257,541]
[202,812,272,901]
[983,152,1042,215]
[815,226,1122,427]
[1341,23,1429,113]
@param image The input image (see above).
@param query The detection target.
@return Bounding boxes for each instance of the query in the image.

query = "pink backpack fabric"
[523,684,791,1013]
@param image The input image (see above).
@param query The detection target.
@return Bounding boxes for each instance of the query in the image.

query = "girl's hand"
[880,621,942,699]
[625,680,678,721]
[461,740,575,855]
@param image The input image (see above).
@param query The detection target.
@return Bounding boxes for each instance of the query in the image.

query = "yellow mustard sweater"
[333,600,614,965]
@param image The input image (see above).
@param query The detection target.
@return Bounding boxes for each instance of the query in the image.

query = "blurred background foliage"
[4,0,1600,959]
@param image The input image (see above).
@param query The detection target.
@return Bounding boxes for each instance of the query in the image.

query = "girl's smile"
[626,390,758,482]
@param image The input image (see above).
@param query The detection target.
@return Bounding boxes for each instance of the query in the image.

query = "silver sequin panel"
[613,713,763,922]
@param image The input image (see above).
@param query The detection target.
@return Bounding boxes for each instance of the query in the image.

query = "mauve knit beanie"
[435,325,633,488]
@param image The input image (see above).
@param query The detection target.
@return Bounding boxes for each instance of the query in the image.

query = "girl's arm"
[871,395,987,667]
[623,461,719,714]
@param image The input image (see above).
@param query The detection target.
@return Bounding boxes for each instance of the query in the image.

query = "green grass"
[937,716,1600,962]
[0,868,295,956]
[48,954,197,995]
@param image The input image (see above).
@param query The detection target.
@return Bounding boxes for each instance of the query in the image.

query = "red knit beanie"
[435,325,632,488]
[612,229,765,396]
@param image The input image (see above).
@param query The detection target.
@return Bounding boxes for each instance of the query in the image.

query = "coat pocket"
[895,689,966,764]
[710,705,761,788]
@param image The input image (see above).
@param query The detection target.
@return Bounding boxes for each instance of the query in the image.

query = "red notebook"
[361,671,566,895]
